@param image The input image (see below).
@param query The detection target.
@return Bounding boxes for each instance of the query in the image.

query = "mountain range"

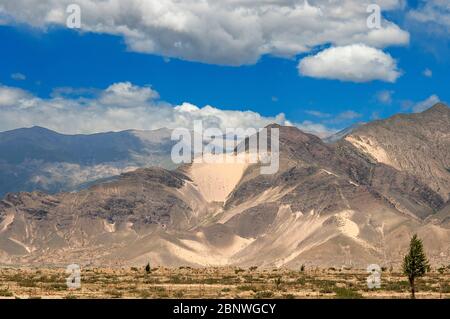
[0,103,449,268]
[0,126,180,197]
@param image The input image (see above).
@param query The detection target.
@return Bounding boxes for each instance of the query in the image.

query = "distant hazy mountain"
[323,122,365,143]
[1,104,449,267]
[0,126,178,197]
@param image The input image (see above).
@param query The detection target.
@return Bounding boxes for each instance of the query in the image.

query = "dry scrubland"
[0,266,449,299]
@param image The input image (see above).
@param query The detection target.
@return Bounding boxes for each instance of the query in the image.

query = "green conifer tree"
[402,234,430,299]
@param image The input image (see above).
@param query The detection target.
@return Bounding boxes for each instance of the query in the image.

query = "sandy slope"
[186,154,249,203]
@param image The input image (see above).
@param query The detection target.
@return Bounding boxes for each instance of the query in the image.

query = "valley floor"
[0,266,449,299]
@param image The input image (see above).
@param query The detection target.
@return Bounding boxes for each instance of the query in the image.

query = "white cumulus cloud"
[99,82,159,107]
[0,85,31,106]
[298,44,402,83]
[412,94,441,113]
[408,0,450,35]
[0,82,335,138]
[0,0,409,66]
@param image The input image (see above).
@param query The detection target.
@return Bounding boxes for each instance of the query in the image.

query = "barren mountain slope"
[0,167,216,265]
[216,125,449,267]
[0,107,449,267]
[344,103,450,200]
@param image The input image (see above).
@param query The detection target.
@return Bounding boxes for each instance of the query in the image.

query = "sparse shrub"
[441,284,450,294]
[384,280,409,292]
[18,279,37,287]
[237,285,258,292]
[254,291,274,298]
[48,283,67,291]
[0,289,13,297]
[274,276,283,290]
[296,277,306,285]
[153,286,166,293]
[169,275,182,284]
[139,290,151,298]
[143,277,160,284]
[174,290,185,298]
[334,288,363,299]
[249,266,258,272]
[106,290,123,298]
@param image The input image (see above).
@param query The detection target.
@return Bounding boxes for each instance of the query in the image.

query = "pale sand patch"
[335,210,379,251]
[271,206,329,267]
[165,234,253,266]
[0,213,14,233]
[335,210,360,238]
[321,168,359,186]
[321,169,339,178]
[187,154,250,203]
[349,180,359,187]
[103,220,116,233]
[272,210,377,267]
[345,135,398,169]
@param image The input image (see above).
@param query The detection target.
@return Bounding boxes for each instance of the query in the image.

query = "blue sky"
[0,0,449,136]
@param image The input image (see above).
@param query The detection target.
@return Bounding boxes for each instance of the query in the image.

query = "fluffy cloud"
[423,68,433,77]
[412,94,441,113]
[0,82,334,137]
[11,73,26,81]
[0,85,31,106]
[0,0,408,66]
[304,109,363,128]
[305,110,331,118]
[408,0,450,35]
[376,90,394,104]
[323,110,362,124]
[298,44,401,82]
[99,82,159,106]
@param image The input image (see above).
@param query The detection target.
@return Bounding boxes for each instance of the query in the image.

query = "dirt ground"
[0,266,449,299]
